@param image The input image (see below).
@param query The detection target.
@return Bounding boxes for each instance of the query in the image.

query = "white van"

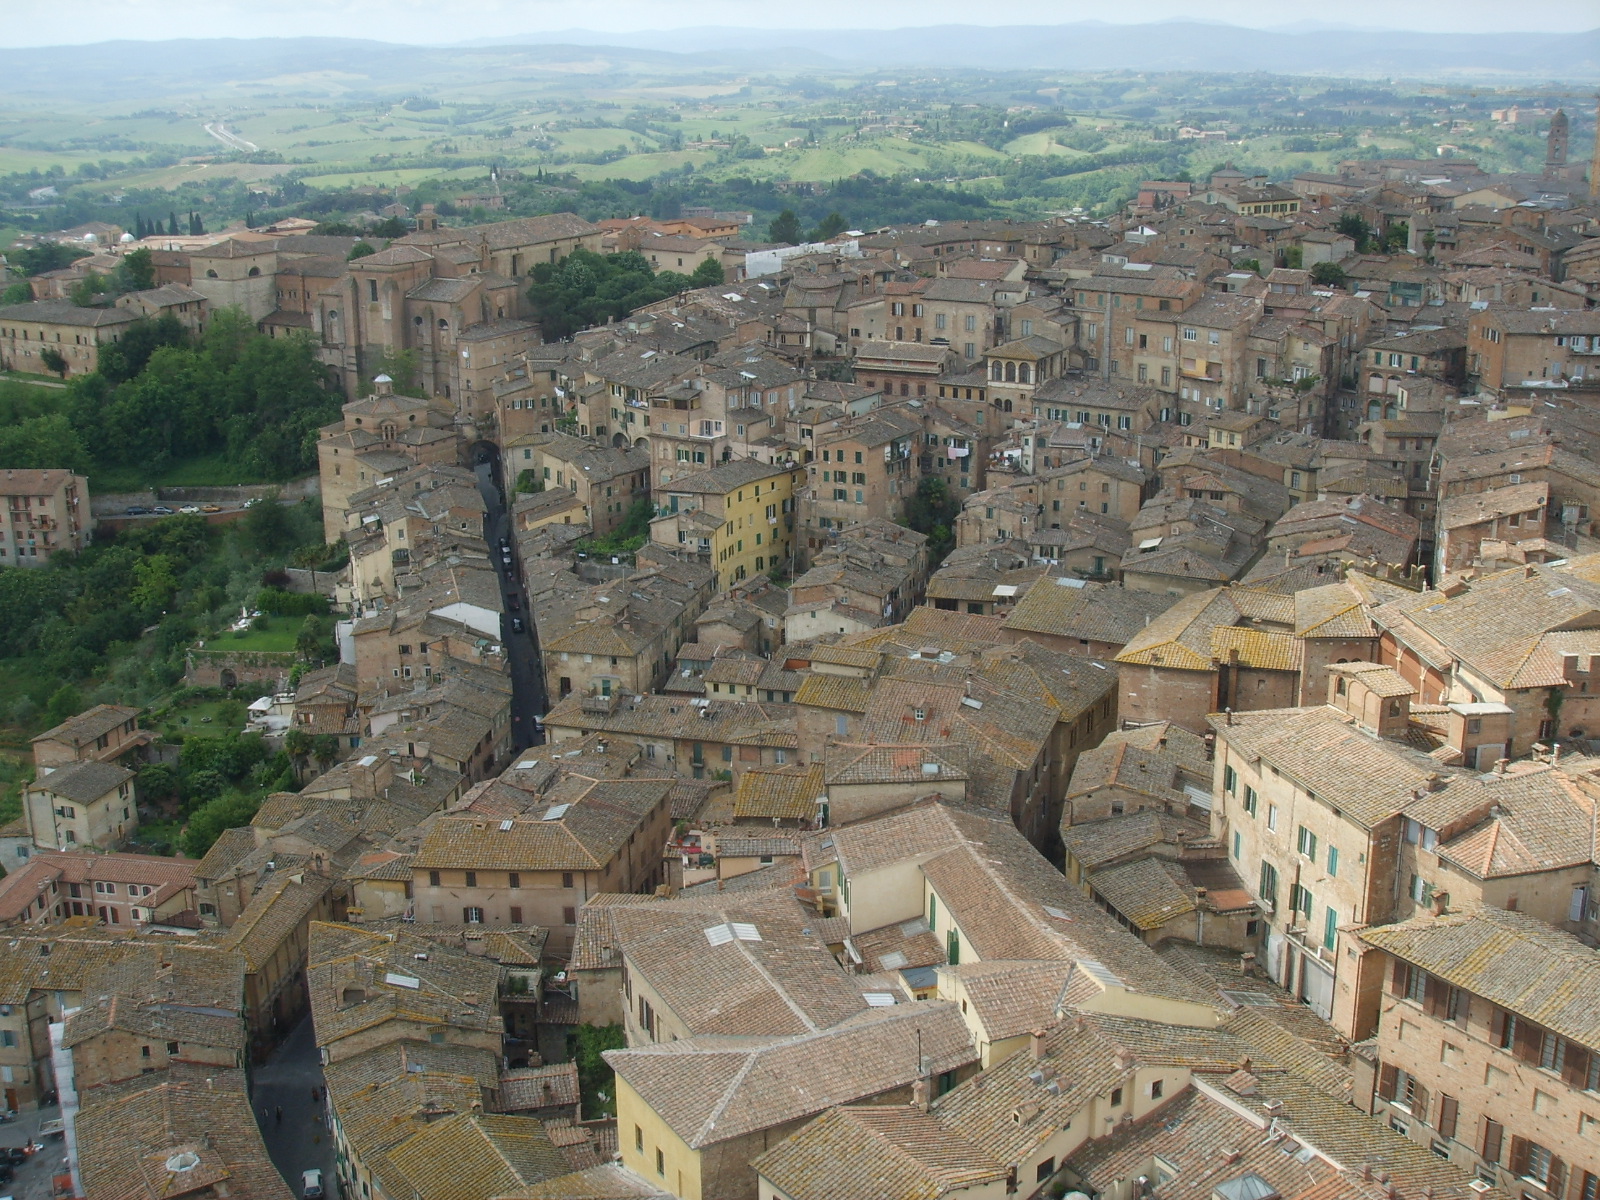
[301,1169,325,1199]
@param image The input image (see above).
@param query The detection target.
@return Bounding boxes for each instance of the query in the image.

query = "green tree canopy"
[808,211,848,241]
[768,209,803,245]
[526,249,699,342]
[1309,262,1347,288]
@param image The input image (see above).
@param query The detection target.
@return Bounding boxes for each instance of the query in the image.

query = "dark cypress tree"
[168,212,180,236]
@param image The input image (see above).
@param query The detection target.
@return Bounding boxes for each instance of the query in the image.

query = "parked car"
[125,506,150,516]
[243,498,261,508]
[200,504,222,513]
[506,593,521,611]
[302,1169,325,1199]
[151,506,174,516]
[0,1146,26,1164]
[178,505,200,514]
[511,616,525,634]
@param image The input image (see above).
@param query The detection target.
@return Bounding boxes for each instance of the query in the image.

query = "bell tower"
[1545,109,1569,178]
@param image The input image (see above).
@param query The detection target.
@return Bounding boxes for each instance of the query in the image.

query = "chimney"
[1030,1029,1048,1060]
[912,1076,931,1112]
[1239,952,1257,975]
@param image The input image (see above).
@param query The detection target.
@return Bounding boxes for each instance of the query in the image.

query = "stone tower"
[1545,109,1569,177]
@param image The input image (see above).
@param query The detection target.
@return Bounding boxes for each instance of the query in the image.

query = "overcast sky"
[0,0,1590,45]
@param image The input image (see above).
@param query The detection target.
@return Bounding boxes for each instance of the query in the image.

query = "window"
[428,870,441,887]
[1323,906,1338,950]
[1327,845,1339,877]
[562,871,575,889]
[1242,786,1258,816]
[635,1126,644,1152]
[1540,1030,1566,1074]
[462,906,484,923]
[1290,884,1313,918]
[509,906,522,923]
[1297,826,1318,859]
[1150,1079,1164,1100]
[1410,874,1434,907]
[1266,804,1278,832]
[1405,964,1427,1003]
[1110,1086,1124,1107]
[1223,765,1237,794]
[656,1149,664,1177]
[508,872,520,889]
[1232,831,1241,859]
[562,906,577,925]
[1258,862,1278,908]
[1036,1158,1057,1184]
[464,870,477,888]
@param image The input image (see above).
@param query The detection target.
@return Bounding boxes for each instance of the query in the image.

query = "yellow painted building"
[650,458,804,592]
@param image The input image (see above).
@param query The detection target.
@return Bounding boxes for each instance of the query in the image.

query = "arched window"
[1336,677,1347,695]
[1003,398,1013,413]
[991,361,1003,381]
[1018,362,1032,384]
[438,319,449,330]
[414,315,424,326]
[247,266,261,277]
[206,269,218,279]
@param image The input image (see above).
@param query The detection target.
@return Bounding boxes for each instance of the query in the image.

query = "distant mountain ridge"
[0,23,1594,105]
[472,22,1597,78]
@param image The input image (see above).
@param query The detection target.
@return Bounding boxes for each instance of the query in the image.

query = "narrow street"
[250,1016,336,1198]
[475,448,548,751]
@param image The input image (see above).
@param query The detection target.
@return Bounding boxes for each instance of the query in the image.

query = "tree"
[284,728,312,769]
[368,216,409,239]
[1335,213,1371,253]
[768,209,803,245]
[167,212,180,236]
[38,348,67,379]
[44,684,83,727]
[808,211,848,241]
[136,763,179,807]
[115,247,155,292]
[689,256,725,288]
[130,555,179,613]
[347,241,377,261]
[12,243,90,277]
[179,791,260,857]
[1,280,31,305]
[310,734,339,770]
[363,347,421,395]
[905,476,959,564]
[68,272,108,307]
[1309,262,1348,288]
[239,492,296,556]
[572,1024,626,1117]
[0,413,90,474]
[296,615,327,662]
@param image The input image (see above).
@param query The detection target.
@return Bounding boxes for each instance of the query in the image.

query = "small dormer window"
[913,708,926,721]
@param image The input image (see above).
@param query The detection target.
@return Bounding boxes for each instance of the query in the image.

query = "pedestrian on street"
[275,1106,282,1124]
[261,1107,269,1124]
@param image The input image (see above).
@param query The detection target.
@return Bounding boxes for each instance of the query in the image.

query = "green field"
[212,623,298,654]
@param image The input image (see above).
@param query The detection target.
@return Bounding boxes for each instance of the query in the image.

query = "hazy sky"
[0,0,1591,45]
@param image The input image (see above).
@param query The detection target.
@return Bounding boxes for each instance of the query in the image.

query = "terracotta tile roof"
[1210,625,1302,673]
[500,1063,580,1111]
[221,871,337,973]
[605,1001,977,1148]
[385,1112,570,1200]
[1364,904,1600,1048]
[1061,811,1209,870]
[751,1105,1003,1200]
[307,922,504,1049]
[414,778,671,872]
[503,1163,675,1198]
[31,757,134,802]
[607,891,869,1037]
[1002,579,1178,646]
[75,1065,291,1200]
[732,764,825,821]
